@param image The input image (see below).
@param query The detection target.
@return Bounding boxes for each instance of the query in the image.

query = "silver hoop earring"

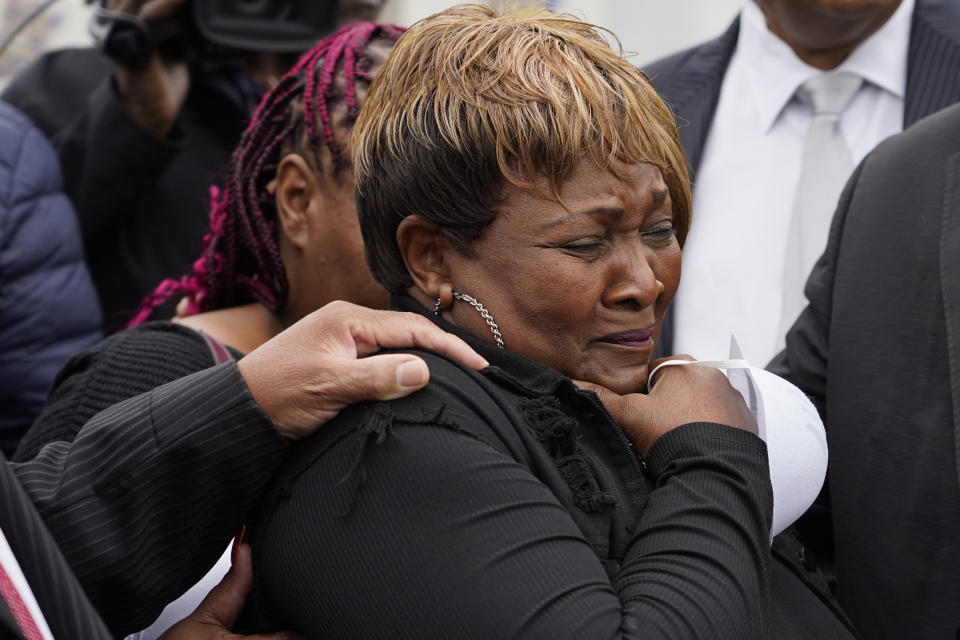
[453,292,504,349]
[433,298,443,316]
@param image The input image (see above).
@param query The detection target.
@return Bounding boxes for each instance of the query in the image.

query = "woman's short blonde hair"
[352,3,691,293]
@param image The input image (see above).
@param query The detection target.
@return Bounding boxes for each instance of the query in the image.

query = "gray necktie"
[778,71,863,346]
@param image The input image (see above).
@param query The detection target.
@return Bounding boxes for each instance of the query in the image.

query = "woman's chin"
[584,366,650,396]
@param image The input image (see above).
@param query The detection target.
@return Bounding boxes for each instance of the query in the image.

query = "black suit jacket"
[0,363,287,638]
[0,451,111,639]
[768,102,960,639]
[643,0,960,356]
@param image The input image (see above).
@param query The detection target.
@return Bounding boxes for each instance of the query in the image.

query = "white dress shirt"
[0,525,55,640]
[672,0,913,364]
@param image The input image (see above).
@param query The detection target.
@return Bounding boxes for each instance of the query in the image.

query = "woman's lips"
[599,328,655,347]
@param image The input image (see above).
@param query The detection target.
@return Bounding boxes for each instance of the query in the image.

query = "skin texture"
[400,159,757,453]
[415,160,680,396]
[158,545,298,640]
[276,39,395,327]
[754,0,904,69]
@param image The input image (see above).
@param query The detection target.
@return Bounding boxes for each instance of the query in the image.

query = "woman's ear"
[396,215,455,305]
[274,153,319,250]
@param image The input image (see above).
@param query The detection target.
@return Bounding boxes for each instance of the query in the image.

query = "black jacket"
[770,102,960,640]
[0,101,101,455]
[3,363,287,638]
[2,48,256,328]
[240,295,856,639]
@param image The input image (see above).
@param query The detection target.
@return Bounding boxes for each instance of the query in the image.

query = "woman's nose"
[600,252,664,310]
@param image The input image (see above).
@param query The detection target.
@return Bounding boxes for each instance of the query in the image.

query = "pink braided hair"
[129,21,405,326]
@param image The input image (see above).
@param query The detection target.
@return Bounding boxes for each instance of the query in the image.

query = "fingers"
[188,543,254,629]
[316,302,488,370]
[334,353,432,403]
[646,353,695,389]
[361,317,487,370]
[571,379,617,404]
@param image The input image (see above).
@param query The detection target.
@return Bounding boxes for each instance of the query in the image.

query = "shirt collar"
[840,0,912,98]
[737,0,913,133]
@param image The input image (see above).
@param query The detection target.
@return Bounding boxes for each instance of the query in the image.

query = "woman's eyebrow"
[540,206,624,229]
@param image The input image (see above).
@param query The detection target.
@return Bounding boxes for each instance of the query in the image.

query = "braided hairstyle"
[130,21,405,326]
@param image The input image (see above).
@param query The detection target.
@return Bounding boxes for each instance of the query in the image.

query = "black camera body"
[190,0,341,53]
[90,0,341,69]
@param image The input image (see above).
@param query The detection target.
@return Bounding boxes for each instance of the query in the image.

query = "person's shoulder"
[110,319,217,351]
[0,100,32,135]
[173,304,276,355]
[4,47,108,89]
[913,0,960,40]
[0,99,51,169]
[15,321,218,461]
[1,47,111,132]
[865,102,960,170]
[281,346,523,471]
[367,346,501,425]
[0,102,65,204]
[641,18,740,94]
[62,321,216,380]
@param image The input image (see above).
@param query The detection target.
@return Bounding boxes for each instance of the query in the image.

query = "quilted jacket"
[0,100,101,455]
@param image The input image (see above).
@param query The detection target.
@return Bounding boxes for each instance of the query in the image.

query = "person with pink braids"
[14,21,404,463]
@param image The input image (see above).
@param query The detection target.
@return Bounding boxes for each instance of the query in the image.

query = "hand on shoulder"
[237,301,488,440]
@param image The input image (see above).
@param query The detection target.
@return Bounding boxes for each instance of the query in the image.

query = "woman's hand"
[576,355,758,454]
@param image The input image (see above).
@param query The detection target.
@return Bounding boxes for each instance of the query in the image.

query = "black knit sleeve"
[253,416,772,639]
[14,322,230,461]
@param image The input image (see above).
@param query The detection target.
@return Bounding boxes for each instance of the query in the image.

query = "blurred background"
[0,0,741,89]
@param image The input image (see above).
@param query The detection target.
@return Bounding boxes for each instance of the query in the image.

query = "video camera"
[88,0,341,69]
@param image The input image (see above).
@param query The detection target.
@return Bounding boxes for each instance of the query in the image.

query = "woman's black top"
[240,296,855,639]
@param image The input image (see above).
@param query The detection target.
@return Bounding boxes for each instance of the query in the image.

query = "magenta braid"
[129,22,405,326]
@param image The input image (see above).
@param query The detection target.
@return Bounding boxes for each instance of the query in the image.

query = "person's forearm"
[614,422,773,639]
[12,363,287,636]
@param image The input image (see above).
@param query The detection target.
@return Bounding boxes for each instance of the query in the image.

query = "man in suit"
[645,0,960,363]
[767,102,960,639]
[0,302,486,639]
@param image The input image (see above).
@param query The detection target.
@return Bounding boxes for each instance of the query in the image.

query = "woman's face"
[445,160,681,395]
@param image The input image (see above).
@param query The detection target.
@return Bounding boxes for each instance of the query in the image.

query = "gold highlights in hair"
[352,3,691,243]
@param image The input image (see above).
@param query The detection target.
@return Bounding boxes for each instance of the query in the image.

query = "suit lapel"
[648,19,739,176]
[905,0,960,127]
[938,152,960,490]
[0,455,112,639]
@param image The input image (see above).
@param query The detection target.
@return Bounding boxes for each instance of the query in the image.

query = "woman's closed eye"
[640,221,675,246]
[559,238,607,257]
